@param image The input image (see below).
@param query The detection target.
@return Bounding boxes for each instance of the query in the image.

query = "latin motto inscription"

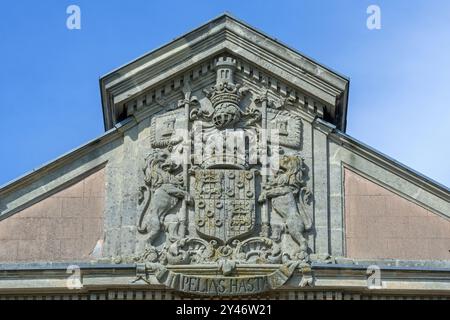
[179,275,268,295]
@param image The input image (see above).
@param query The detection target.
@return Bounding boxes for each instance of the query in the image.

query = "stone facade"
[0,14,449,299]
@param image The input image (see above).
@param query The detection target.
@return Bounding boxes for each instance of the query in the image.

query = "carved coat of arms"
[194,169,256,244]
[124,55,315,296]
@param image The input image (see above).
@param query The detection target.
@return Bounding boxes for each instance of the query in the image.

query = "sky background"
[0,0,449,188]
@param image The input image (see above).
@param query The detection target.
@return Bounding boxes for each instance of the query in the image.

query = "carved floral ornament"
[118,55,325,296]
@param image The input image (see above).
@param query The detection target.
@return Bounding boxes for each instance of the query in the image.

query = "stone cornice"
[0,130,116,198]
[100,14,349,132]
[0,117,139,199]
[0,118,139,220]
[1,262,450,296]
[313,118,336,135]
[329,130,450,202]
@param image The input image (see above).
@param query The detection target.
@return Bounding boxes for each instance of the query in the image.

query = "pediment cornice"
[100,14,349,131]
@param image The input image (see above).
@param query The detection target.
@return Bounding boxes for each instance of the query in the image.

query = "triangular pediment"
[1,13,450,300]
[100,14,349,131]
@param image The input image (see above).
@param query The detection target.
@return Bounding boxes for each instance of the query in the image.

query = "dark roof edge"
[99,13,349,84]
[0,262,136,271]
[316,118,449,195]
[340,131,449,193]
[1,261,449,274]
[221,12,350,81]
[313,262,450,273]
[0,118,135,197]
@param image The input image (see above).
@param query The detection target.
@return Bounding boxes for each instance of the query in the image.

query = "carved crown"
[204,56,244,109]
[206,82,242,108]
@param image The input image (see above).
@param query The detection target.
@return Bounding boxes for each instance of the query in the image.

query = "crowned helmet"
[204,56,246,129]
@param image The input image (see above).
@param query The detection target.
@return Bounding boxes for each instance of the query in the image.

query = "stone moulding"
[1,262,450,299]
[134,262,312,296]
[100,14,349,132]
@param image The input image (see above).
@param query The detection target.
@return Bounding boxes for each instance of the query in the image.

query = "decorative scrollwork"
[166,238,215,265]
[234,237,282,264]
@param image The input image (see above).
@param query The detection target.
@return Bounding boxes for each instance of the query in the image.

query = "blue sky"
[0,0,449,187]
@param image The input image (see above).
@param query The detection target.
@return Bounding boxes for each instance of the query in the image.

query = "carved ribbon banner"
[150,262,304,296]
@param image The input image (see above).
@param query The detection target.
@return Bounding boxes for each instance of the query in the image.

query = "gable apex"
[100,13,350,132]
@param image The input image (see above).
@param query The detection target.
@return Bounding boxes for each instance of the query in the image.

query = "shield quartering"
[194,169,256,244]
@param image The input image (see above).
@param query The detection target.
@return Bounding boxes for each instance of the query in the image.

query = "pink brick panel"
[344,168,450,260]
[0,168,105,263]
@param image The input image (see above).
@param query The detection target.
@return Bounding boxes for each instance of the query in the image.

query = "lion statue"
[137,149,192,247]
[258,154,312,261]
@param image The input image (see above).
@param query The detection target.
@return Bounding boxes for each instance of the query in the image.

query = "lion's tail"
[137,186,151,234]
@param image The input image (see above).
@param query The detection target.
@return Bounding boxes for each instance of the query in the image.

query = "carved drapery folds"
[128,54,315,295]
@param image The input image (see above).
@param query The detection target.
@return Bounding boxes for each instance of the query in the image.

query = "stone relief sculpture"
[267,109,303,149]
[190,56,261,129]
[259,155,312,261]
[137,149,192,250]
[127,54,316,295]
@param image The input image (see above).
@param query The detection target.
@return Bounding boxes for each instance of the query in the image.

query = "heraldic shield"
[194,170,256,244]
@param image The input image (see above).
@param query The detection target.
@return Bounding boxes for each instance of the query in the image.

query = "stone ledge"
[0,262,450,295]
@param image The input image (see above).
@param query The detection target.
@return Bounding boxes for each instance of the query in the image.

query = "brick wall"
[344,168,450,260]
[0,168,105,263]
